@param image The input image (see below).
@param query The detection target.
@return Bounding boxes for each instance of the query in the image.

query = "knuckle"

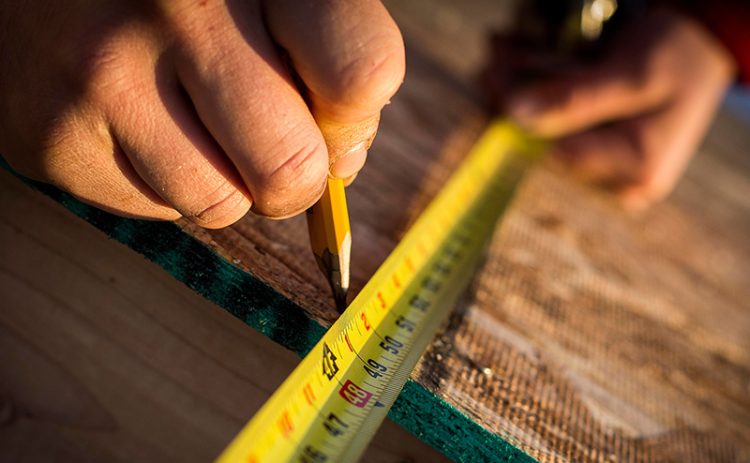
[186,184,251,229]
[264,131,328,188]
[632,167,672,201]
[332,34,406,106]
[89,61,148,105]
[632,64,669,101]
[251,137,328,219]
[68,31,153,104]
[78,42,126,81]
[165,0,234,42]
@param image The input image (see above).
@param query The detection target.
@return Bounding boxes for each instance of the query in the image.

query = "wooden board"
[178,46,489,324]
[0,169,449,463]
[2,1,750,461]
[412,117,750,462]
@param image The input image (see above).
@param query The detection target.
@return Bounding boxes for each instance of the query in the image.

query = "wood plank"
[177,45,489,324]
[2,1,750,461]
[0,170,449,463]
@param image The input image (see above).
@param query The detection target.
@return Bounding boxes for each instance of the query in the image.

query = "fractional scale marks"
[216,121,543,463]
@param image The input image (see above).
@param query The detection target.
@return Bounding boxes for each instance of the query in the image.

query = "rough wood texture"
[179,2,750,461]
[412,118,750,462]
[178,47,487,324]
[386,3,750,460]
[0,170,449,463]
[2,1,749,462]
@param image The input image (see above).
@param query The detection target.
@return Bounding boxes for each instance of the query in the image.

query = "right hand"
[0,0,405,227]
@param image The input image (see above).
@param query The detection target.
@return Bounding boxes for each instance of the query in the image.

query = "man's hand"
[490,9,734,210]
[0,0,404,226]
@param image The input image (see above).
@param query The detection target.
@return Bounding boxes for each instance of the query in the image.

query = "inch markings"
[217,121,542,463]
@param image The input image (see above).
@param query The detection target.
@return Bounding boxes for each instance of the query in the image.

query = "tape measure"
[217,120,542,463]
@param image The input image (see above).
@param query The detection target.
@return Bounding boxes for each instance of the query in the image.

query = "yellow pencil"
[307,177,351,312]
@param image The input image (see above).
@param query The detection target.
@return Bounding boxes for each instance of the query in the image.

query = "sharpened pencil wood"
[307,178,351,313]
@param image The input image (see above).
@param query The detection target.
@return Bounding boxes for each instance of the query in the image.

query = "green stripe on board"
[1,157,537,463]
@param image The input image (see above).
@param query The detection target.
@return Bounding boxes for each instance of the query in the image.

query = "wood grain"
[177,46,489,325]
[0,170,449,463]
[2,1,750,462]
[176,3,750,461]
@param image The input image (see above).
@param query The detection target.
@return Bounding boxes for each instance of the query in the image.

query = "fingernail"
[330,147,367,179]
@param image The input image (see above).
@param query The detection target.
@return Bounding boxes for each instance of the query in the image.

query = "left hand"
[488,9,735,210]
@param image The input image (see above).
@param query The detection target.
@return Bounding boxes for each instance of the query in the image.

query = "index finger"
[263,0,405,179]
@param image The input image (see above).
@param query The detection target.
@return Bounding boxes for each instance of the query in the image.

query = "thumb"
[264,0,405,181]
[316,114,381,180]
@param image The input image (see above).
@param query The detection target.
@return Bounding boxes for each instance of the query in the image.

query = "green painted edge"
[2,157,537,463]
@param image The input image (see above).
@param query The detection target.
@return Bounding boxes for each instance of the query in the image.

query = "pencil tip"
[333,285,348,313]
[335,294,348,313]
[313,250,350,314]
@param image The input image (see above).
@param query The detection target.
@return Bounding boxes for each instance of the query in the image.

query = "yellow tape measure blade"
[216,120,543,463]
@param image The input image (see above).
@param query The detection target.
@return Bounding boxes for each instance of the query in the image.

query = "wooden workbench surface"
[2,1,750,462]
